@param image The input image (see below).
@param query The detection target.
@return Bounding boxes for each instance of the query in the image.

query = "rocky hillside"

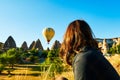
[51,40,61,50]
[3,36,16,50]
[1,36,119,51]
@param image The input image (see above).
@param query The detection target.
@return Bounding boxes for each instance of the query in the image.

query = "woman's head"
[60,20,98,65]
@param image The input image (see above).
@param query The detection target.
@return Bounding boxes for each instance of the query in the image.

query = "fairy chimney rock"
[33,39,43,50]
[51,40,61,50]
[116,37,120,46]
[102,39,109,54]
[29,41,35,50]
[21,41,28,50]
[3,36,16,50]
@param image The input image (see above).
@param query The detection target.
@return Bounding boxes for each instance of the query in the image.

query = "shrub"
[0,64,5,74]
[108,44,120,54]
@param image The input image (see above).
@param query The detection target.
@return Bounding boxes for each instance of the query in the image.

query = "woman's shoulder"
[74,46,103,61]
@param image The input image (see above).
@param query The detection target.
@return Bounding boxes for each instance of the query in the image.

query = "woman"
[59,20,120,80]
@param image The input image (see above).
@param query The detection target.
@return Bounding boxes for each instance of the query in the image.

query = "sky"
[0,0,120,50]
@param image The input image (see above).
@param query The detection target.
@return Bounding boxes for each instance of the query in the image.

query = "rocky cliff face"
[116,37,120,46]
[102,39,109,54]
[21,41,28,51]
[29,41,35,50]
[51,40,61,50]
[32,39,44,50]
[3,36,16,50]
[97,37,120,54]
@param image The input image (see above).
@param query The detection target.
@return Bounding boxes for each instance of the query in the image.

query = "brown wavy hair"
[59,20,98,65]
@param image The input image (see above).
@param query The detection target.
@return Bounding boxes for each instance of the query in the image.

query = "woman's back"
[73,46,120,80]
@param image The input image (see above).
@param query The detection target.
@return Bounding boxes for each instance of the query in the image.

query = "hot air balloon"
[42,27,55,44]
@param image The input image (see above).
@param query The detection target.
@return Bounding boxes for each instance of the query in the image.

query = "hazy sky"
[0,0,120,49]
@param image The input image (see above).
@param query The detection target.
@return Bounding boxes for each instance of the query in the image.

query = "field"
[106,54,120,74]
[0,54,120,80]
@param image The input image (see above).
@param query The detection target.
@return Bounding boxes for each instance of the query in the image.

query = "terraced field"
[0,54,120,80]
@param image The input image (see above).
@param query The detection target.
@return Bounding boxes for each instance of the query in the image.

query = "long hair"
[59,20,98,65]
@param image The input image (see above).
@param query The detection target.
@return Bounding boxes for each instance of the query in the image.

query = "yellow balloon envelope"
[42,27,55,44]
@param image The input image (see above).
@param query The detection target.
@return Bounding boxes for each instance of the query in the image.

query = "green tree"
[0,48,17,74]
[0,64,5,74]
[116,45,120,53]
[0,54,6,74]
[43,49,64,77]
[28,55,39,63]
[0,48,27,74]
[108,44,120,54]
[6,48,17,68]
[40,50,48,58]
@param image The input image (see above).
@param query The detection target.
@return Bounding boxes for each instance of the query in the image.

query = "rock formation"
[3,36,16,50]
[51,40,61,50]
[32,39,43,50]
[112,38,118,43]
[116,37,120,46]
[102,39,109,54]
[21,41,28,51]
[29,41,35,50]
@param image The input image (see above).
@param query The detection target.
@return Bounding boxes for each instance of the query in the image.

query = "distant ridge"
[0,36,119,50]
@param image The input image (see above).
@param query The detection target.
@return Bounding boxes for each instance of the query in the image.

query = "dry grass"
[55,71,74,80]
[0,54,120,80]
[106,54,120,74]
